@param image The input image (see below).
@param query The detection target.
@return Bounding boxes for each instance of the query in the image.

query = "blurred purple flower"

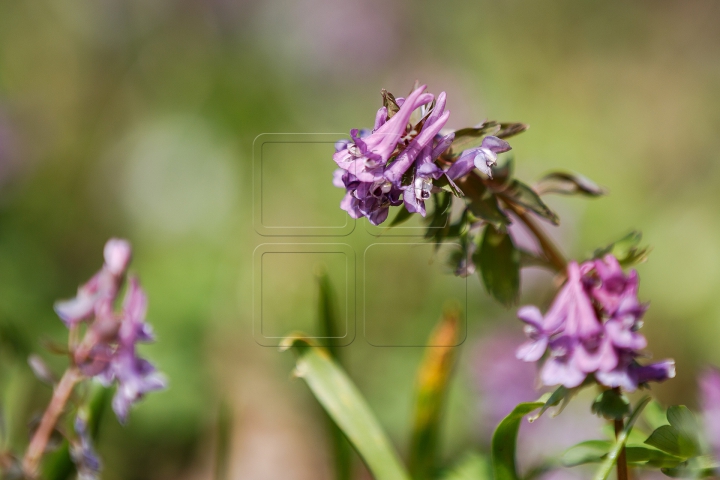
[516,256,674,391]
[699,367,720,462]
[100,277,166,423]
[54,239,132,326]
[71,415,101,480]
[57,239,165,423]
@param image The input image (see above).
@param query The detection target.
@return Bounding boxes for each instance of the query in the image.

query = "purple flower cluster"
[516,255,675,391]
[55,239,166,423]
[332,85,513,225]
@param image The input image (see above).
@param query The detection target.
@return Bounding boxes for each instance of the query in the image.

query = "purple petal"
[374,106,387,131]
[480,135,511,154]
[446,150,475,180]
[104,238,132,276]
[516,336,548,362]
[385,110,451,183]
[431,132,454,160]
[631,360,676,385]
[541,356,586,388]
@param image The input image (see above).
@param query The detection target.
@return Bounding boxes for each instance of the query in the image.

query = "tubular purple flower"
[544,262,601,338]
[333,85,433,182]
[384,109,450,183]
[431,132,455,160]
[446,135,511,180]
[55,239,166,424]
[516,256,673,391]
[55,239,132,326]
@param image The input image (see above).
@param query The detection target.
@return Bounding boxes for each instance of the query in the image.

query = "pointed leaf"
[409,309,461,480]
[501,180,559,225]
[476,226,520,306]
[281,336,410,480]
[315,274,353,479]
[447,122,500,155]
[495,122,529,139]
[491,401,544,480]
[593,231,651,267]
[534,172,607,197]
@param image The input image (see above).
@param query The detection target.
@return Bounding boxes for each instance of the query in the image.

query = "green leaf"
[667,406,700,453]
[534,172,607,197]
[409,309,461,480]
[593,396,651,480]
[389,206,414,227]
[476,226,520,306]
[495,122,529,139]
[281,336,410,480]
[447,122,501,154]
[661,455,720,478]
[315,273,353,479]
[593,231,651,267]
[491,401,544,480]
[591,389,631,420]
[643,400,669,431]
[644,406,701,458]
[501,180,559,225]
[562,440,613,467]
[645,426,684,457]
[440,452,491,480]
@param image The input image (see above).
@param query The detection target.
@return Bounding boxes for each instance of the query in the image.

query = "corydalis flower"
[57,239,166,423]
[333,84,452,225]
[446,135,512,180]
[516,255,675,391]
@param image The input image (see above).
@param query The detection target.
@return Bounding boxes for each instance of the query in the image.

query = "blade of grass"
[281,336,410,480]
[316,270,352,480]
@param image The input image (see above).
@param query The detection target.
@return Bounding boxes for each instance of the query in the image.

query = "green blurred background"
[1,0,720,478]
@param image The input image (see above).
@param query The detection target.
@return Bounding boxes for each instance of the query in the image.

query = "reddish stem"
[22,368,80,478]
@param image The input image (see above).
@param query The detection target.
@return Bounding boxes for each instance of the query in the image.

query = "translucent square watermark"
[253,243,355,347]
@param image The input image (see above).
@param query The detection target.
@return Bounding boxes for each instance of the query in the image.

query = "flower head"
[516,255,674,391]
[58,239,166,423]
[332,84,454,225]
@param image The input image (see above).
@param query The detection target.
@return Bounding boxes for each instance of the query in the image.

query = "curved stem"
[504,201,567,272]
[22,368,81,478]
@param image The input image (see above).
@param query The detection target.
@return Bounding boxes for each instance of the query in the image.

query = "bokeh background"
[1,0,720,478]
